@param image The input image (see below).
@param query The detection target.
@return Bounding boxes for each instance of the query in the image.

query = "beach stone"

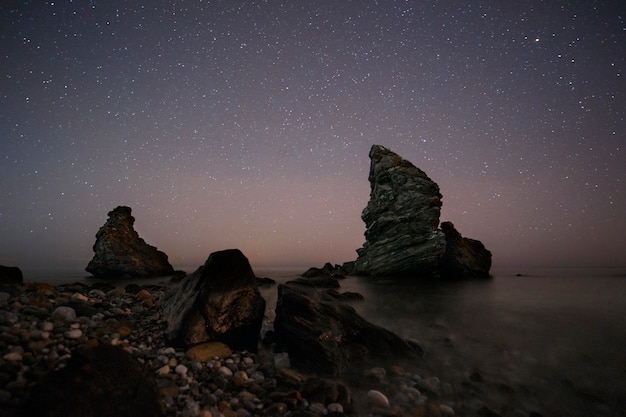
[3,351,23,361]
[64,329,83,339]
[18,344,164,417]
[185,342,232,361]
[50,306,76,321]
[367,389,390,408]
[162,249,265,351]
[301,376,352,411]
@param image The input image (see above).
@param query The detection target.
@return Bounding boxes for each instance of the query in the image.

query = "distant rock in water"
[353,145,491,278]
[0,265,23,285]
[439,221,492,278]
[354,145,447,276]
[162,249,265,351]
[85,206,174,278]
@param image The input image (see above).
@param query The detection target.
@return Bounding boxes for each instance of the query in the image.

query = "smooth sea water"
[21,266,626,416]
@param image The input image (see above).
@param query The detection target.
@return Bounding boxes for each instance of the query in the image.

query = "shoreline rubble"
[1,279,505,417]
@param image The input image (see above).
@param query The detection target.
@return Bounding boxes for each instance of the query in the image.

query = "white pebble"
[367,389,390,408]
[175,364,188,376]
[327,403,343,413]
[65,329,83,339]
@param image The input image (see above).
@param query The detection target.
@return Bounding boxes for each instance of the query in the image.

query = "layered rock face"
[354,145,447,276]
[85,206,174,278]
[273,280,422,375]
[439,221,492,277]
[162,249,265,351]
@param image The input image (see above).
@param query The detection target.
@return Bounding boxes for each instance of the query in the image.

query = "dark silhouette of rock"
[273,281,422,376]
[0,265,23,285]
[19,344,163,417]
[162,249,265,351]
[439,221,492,278]
[85,206,174,278]
[354,145,447,276]
[302,262,346,279]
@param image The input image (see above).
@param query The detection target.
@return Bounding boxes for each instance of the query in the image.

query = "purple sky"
[1,1,625,272]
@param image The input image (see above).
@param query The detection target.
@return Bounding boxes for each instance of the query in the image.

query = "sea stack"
[354,145,447,276]
[353,145,491,277]
[86,206,174,278]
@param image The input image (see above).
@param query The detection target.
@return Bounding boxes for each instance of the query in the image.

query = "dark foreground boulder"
[162,249,265,351]
[274,281,422,376]
[86,206,174,278]
[0,265,23,285]
[439,221,492,278]
[19,344,163,417]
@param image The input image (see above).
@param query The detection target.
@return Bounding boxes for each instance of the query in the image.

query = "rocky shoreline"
[0,277,509,417]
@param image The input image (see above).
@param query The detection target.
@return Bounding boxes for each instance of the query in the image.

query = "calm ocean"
[20,265,626,416]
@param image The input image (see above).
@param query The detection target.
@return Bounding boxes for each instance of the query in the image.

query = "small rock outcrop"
[85,206,174,278]
[0,265,23,285]
[354,145,447,276]
[162,249,265,351]
[19,344,163,417]
[439,221,492,277]
[273,281,422,376]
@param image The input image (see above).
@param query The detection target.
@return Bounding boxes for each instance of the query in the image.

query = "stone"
[85,206,174,278]
[185,342,233,361]
[273,281,422,376]
[301,376,352,411]
[50,306,76,321]
[367,389,390,408]
[162,249,265,351]
[18,344,163,417]
[438,221,492,278]
[353,145,447,276]
[0,265,23,285]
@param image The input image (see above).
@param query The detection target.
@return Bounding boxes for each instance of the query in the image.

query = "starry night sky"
[1,1,625,274]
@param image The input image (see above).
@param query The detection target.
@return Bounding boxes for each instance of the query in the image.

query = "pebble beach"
[1,279,523,417]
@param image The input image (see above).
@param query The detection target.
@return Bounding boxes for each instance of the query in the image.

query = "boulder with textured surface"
[162,249,265,351]
[85,206,174,278]
[354,145,446,276]
[273,280,422,376]
[439,221,492,278]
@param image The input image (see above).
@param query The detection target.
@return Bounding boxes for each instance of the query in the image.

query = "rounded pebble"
[367,389,390,408]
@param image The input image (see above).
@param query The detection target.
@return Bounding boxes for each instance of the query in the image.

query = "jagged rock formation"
[354,145,447,276]
[162,249,265,351]
[85,206,174,278]
[273,280,422,376]
[353,145,492,278]
[439,221,492,277]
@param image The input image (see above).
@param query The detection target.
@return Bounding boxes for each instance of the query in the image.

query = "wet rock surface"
[273,280,422,376]
[86,206,175,278]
